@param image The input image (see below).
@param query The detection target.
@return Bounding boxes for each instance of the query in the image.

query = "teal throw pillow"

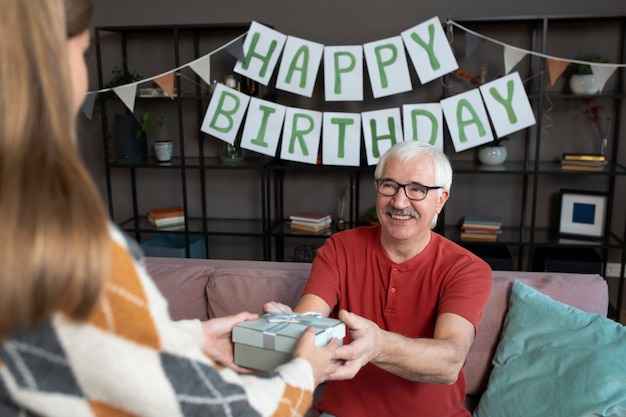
[474,280,626,417]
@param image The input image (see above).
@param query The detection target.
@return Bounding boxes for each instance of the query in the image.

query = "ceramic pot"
[569,74,599,95]
[154,140,174,162]
[478,146,507,165]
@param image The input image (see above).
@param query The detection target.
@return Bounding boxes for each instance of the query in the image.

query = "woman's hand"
[200,312,259,373]
[292,327,341,387]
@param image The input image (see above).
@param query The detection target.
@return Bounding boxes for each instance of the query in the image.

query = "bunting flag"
[547,58,570,87]
[153,72,175,99]
[592,64,618,93]
[113,84,138,112]
[88,19,626,109]
[276,35,324,98]
[225,36,246,62]
[504,46,527,74]
[364,35,413,98]
[85,18,626,165]
[188,55,212,86]
[465,32,483,60]
[81,92,97,120]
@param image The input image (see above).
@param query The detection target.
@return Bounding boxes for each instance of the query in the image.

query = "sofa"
[144,256,620,416]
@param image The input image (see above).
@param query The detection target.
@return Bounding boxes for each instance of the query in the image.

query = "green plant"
[367,205,379,224]
[104,66,142,89]
[137,111,163,139]
[566,54,609,75]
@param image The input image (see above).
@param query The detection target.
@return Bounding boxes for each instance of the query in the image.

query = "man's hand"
[262,301,292,313]
[200,312,259,373]
[329,309,382,380]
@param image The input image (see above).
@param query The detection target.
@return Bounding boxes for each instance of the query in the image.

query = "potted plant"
[114,111,163,164]
[566,54,608,95]
[138,111,174,162]
[477,136,509,165]
[367,205,379,225]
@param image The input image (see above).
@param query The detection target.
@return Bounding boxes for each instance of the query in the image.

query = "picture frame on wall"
[558,189,608,239]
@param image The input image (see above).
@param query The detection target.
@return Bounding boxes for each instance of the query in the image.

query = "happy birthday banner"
[85,18,624,166]
[201,19,535,165]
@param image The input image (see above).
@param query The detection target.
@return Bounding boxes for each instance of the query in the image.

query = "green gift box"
[232,309,345,372]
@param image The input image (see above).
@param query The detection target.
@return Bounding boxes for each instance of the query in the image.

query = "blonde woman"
[0,0,339,415]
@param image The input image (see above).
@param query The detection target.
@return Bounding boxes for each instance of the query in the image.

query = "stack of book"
[148,205,185,230]
[561,153,607,172]
[461,215,502,242]
[289,211,332,234]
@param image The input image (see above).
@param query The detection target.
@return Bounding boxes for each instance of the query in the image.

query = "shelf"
[109,156,268,169]
[447,226,623,248]
[205,219,265,236]
[445,14,626,315]
[119,216,265,235]
[96,19,626,312]
[96,23,271,260]
[450,160,530,174]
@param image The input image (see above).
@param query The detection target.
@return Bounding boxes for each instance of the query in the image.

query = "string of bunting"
[83,18,624,166]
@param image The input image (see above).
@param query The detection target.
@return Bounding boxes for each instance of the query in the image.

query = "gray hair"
[374,141,452,192]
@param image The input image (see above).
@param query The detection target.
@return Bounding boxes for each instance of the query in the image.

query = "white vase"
[154,140,173,162]
[569,74,599,95]
[478,146,507,165]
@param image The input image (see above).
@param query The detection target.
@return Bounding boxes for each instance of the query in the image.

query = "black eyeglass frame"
[374,178,442,201]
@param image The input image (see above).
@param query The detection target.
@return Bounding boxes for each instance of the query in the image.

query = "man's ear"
[436,189,450,213]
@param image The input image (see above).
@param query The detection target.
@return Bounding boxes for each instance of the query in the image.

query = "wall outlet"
[605,263,623,278]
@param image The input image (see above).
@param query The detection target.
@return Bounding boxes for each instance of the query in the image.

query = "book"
[461,224,501,232]
[461,229,502,235]
[461,215,502,240]
[150,222,185,231]
[291,217,332,228]
[460,232,499,242]
[148,206,184,220]
[148,215,185,227]
[289,211,332,224]
[562,153,606,162]
[462,215,502,228]
[290,225,332,235]
[561,165,604,172]
[290,221,332,233]
[561,160,607,172]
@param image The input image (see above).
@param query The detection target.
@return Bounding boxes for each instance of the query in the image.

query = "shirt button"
[391,287,397,293]
[393,268,399,273]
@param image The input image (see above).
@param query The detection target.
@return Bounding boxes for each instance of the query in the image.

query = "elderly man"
[269,141,492,417]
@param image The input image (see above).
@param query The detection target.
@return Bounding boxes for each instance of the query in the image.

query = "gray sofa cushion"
[207,267,310,318]
[146,261,215,321]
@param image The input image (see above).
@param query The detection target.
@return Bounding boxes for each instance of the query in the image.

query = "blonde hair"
[0,0,109,339]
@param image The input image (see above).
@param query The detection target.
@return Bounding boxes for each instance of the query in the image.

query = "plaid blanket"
[0,227,313,416]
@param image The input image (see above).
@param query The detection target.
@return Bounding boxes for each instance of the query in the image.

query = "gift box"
[232,310,345,372]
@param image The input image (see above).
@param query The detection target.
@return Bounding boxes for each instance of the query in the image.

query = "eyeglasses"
[375,179,442,201]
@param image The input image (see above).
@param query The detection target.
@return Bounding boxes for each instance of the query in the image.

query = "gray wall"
[80,1,626,262]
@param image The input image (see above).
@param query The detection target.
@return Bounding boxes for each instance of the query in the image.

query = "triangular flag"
[189,54,212,85]
[503,46,527,74]
[547,58,570,87]
[226,36,245,62]
[154,72,175,100]
[591,64,617,93]
[112,84,137,112]
[81,92,97,120]
[465,32,483,59]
